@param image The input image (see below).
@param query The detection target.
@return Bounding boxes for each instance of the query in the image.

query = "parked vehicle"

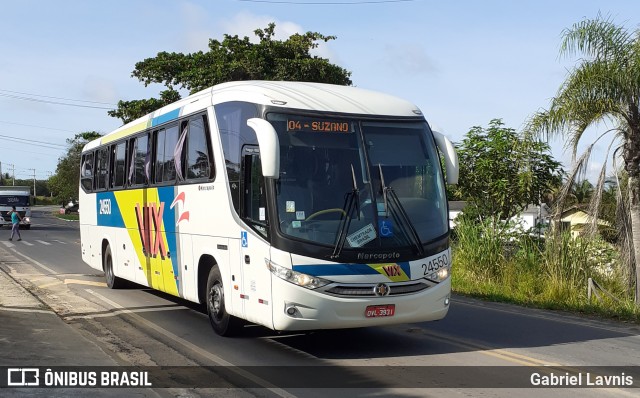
[64,200,79,214]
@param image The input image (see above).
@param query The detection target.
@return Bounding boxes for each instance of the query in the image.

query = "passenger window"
[154,125,179,184]
[95,148,109,190]
[80,153,94,191]
[186,115,211,180]
[112,142,126,188]
[129,134,149,186]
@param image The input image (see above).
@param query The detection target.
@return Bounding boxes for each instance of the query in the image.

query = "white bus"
[79,81,458,336]
[0,186,32,229]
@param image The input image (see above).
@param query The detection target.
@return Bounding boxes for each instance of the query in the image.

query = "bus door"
[239,146,273,328]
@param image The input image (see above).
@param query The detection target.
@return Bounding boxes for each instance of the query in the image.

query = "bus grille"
[324,281,430,297]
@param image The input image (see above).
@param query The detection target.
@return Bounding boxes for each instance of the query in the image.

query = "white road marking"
[1,241,14,248]
[86,289,297,398]
[35,240,51,246]
[20,241,34,246]
[52,240,67,244]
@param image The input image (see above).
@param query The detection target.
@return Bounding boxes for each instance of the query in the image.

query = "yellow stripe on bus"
[369,263,410,282]
[101,120,150,145]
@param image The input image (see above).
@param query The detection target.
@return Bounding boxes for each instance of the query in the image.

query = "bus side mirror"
[247,118,280,179]
[432,130,459,185]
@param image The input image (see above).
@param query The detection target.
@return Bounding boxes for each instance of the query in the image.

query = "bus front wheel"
[104,245,124,289]
[206,266,242,336]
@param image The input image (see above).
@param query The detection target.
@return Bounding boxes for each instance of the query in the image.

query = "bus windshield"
[268,113,448,250]
[0,195,30,207]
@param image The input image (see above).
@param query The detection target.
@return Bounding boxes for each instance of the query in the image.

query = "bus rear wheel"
[104,244,124,289]
[206,266,242,336]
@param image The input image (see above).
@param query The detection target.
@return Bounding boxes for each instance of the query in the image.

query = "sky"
[1,0,639,184]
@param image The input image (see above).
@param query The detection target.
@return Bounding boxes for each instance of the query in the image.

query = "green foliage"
[454,119,562,221]
[524,15,640,302]
[109,23,353,124]
[452,218,505,280]
[452,218,638,321]
[49,132,102,203]
[108,89,180,125]
[35,196,57,206]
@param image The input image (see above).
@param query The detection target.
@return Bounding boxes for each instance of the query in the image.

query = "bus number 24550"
[421,252,449,276]
[99,199,112,215]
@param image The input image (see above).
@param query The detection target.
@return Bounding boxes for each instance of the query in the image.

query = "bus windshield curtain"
[127,143,136,186]
[174,124,188,182]
[144,146,151,184]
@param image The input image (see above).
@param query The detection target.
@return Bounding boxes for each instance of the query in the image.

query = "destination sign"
[287,118,352,133]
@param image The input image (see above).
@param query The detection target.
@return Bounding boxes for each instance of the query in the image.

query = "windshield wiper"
[378,165,424,256]
[331,164,360,259]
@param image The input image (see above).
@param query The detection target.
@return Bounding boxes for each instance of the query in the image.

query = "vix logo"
[382,264,402,277]
[135,202,168,258]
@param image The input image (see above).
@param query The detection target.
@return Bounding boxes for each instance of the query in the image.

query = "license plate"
[365,304,395,318]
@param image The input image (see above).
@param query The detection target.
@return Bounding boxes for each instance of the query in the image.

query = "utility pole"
[29,168,36,197]
[5,163,15,186]
[46,171,53,197]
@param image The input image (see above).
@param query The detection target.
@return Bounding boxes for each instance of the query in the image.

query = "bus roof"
[86,81,423,150]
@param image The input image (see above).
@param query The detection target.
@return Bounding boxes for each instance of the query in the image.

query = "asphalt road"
[0,206,638,397]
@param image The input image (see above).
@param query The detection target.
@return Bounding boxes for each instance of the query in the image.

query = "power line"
[0,89,117,106]
[12,149,62,157]
[0,92,114,110]
[0,133,67,150]
[0,132,67,148]
[0,120,75,133]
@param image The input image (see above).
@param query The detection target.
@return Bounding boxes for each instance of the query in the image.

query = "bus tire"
[104,244,124,289]
[206,266,242,336]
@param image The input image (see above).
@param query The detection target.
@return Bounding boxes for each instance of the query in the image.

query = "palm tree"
[570,179,594,208]
[525,15,640,304]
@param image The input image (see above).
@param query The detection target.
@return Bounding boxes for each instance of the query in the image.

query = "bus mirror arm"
[247,118,280,179]
[432,130,459,185]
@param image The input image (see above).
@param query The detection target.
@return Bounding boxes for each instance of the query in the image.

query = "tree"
[525,15,640,304]
[49,132,102,203]
[569,179,594,207]
[108,23,353,124]
[454,119,562,224]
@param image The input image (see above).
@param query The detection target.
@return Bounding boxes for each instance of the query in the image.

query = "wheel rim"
[208,283,224,322]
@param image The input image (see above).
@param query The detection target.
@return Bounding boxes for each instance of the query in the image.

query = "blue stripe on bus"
[96,191,125,228]
[399,262,411,277]
[151,108,181,127]
[293,262,411,277]
[157,187,180,290]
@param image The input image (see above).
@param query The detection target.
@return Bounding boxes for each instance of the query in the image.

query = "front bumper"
[271,276,451,331]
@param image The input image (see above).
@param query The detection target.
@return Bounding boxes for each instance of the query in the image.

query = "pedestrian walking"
[8,206,22,241]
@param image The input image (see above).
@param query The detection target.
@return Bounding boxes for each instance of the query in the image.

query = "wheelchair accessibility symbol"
[241,231,248,247]
[378,220,394,238]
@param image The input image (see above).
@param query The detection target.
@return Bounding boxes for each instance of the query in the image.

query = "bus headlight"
[265,259,330,289]
[426,266,450,282]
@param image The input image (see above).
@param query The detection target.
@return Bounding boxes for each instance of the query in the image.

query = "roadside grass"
[451,218,640,323]
[55,213,79,221]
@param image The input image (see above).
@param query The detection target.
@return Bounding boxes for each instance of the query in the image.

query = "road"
[0,206,638,397]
